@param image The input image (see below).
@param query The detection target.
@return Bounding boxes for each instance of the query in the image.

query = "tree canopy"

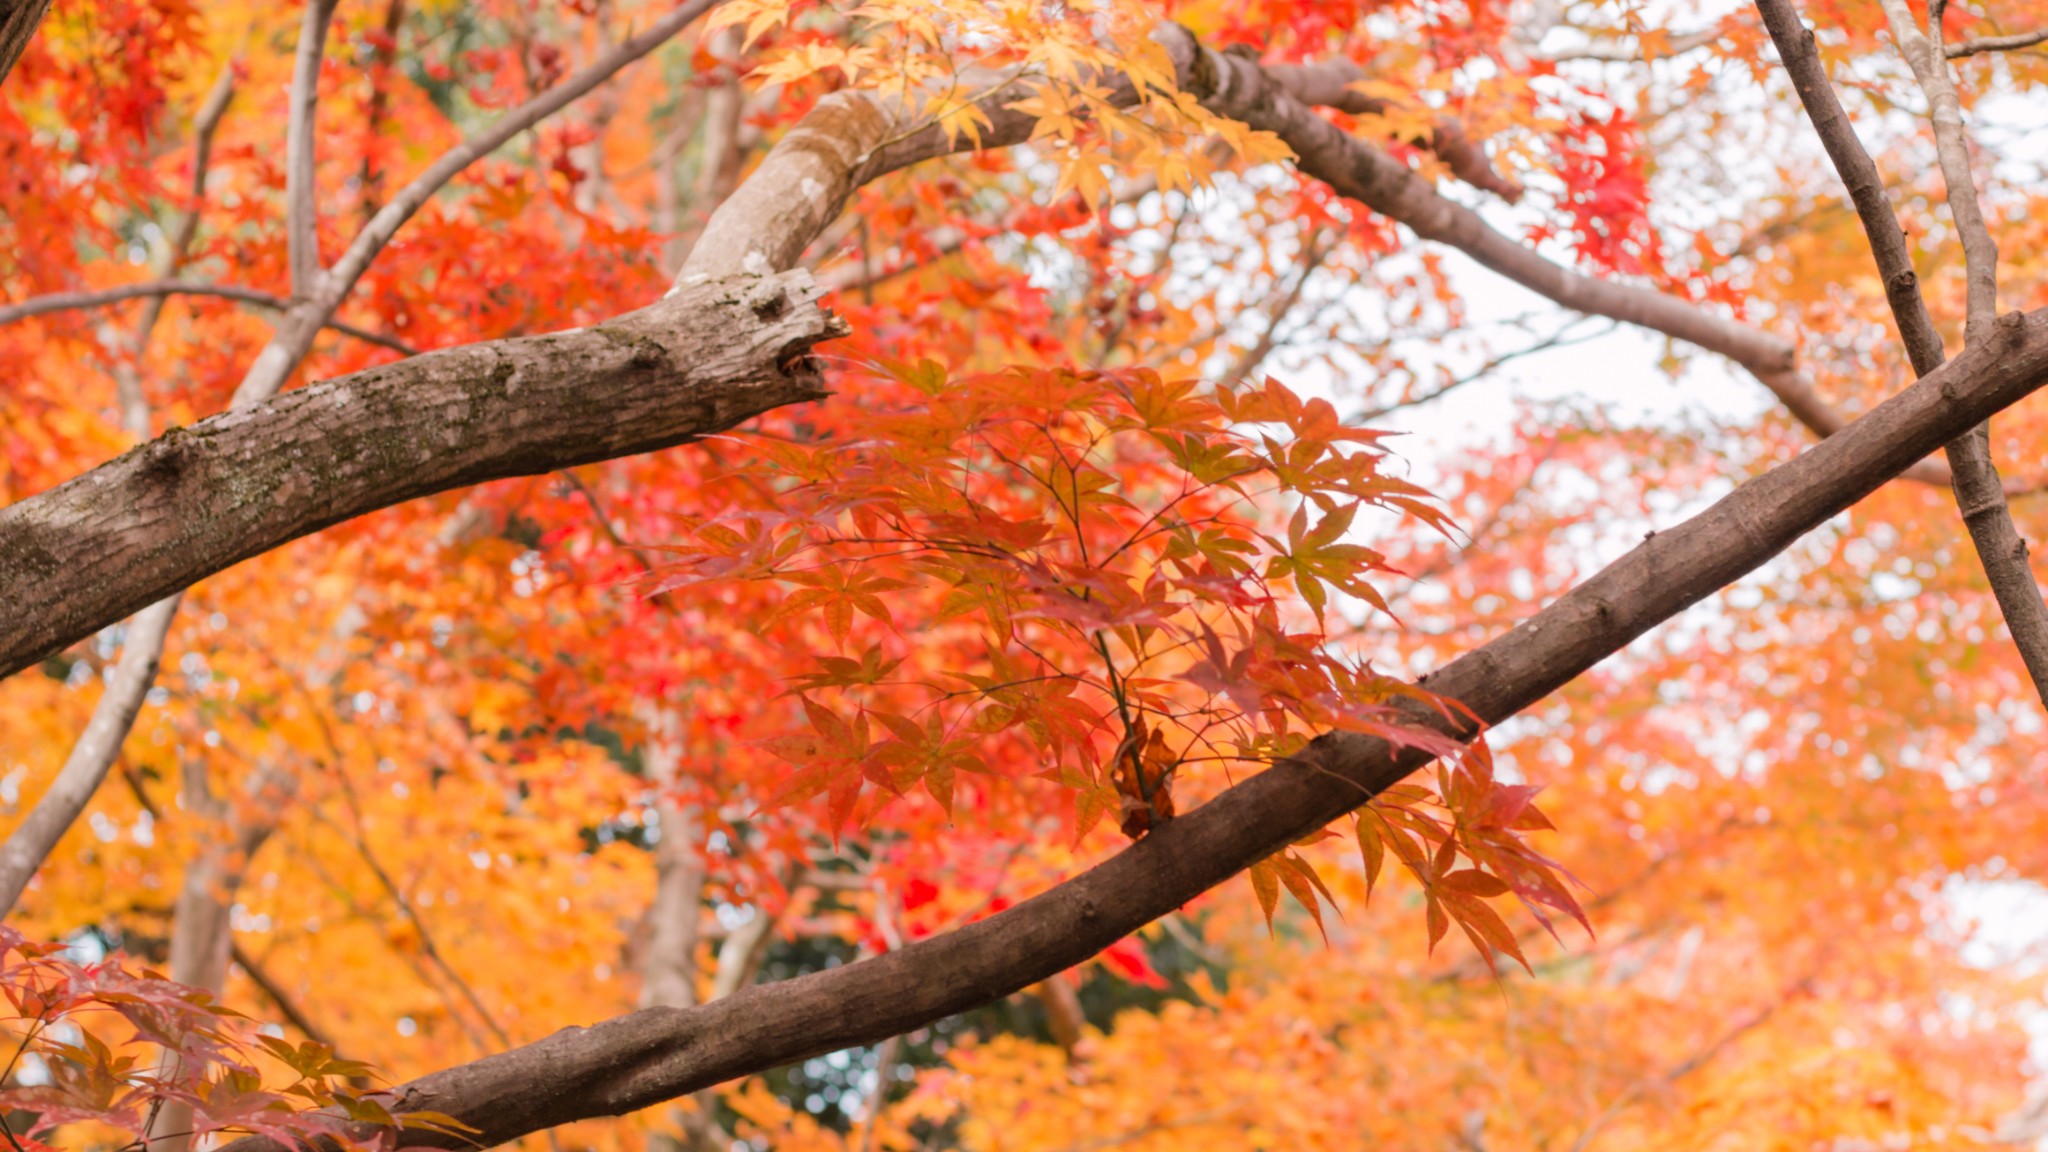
[2,1,2048,1149]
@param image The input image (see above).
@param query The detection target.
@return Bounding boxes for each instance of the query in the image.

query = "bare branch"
[231,942,343,1053]
[0,281,419,355]
[287,0,341,301]
[1257,60,1523,200]
[639,713,707,1013]
[1760,0,2048,705]
[0,594,180,914]
[1159,28,1957,488]
[1219,228,1337,386]
[356,0,407,226]
[130,62,239,375]
[216,309,2048,1152]
[233,0,725,405]
[1543,26,1723,63]
[1569,968,1815,1152]
[1947,27,2048,57]
[0,65,241,922]
[1883,0,1998,337]
[1750,3,1945,373]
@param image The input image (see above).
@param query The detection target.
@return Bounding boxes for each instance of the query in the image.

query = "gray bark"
[0,272,845,680]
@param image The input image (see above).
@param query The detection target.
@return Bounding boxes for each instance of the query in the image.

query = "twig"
[1355,317,1614,422]
[326,761,515,1049]
[126,60,238,407]
[356,0,407,227]
[229,941,344,1053]
[1947,28,2048,57]
[1569,966,1817,1152]
[1543,25,1722,63]
[232,0,725,405]
[0,281,419,355]
[1219,228,1337,387]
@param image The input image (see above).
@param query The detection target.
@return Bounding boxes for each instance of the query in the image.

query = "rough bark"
[0,0,48,87]
[0,272,845,680]
[0,13,1985,694]
[218,306,2048,1152]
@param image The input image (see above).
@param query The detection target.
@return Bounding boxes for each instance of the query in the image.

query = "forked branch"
[1756,0,2048,704]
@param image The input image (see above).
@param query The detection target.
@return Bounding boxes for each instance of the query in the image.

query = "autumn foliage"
[3,0,2048,1149]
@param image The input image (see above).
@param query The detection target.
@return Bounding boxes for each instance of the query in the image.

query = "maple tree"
[2,0,2047,1149]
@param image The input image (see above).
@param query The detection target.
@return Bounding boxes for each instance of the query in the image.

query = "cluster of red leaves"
[653,362,1580,965]
[1540,108,1667,279]
[0,927,461,1151]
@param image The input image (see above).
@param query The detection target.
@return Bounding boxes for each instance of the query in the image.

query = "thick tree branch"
[0,272,845,681]
[4,20,2044,1148]
[0,0,47,87]
[220,307,2048,1152]
[1760,0,2048,702]
[0,281,419,355]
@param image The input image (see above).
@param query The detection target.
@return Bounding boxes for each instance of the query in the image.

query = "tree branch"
[1259,60,1524,201]
[218,307,2048,1152]
[230,942,344,1054]
[1758,0,2048,704]
[126,60,239,414]
[0,0,48,88]
[1159,28,1960,488]
[1542,25,1723,63]
[0,64,242,920]
[0,281,419,356]
[0,594,180,913]
[232,0,724,405]
[286,0,340,301]
[1947,27,2048,57]
[1219,227,1337,387]
[0,271,845,681]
